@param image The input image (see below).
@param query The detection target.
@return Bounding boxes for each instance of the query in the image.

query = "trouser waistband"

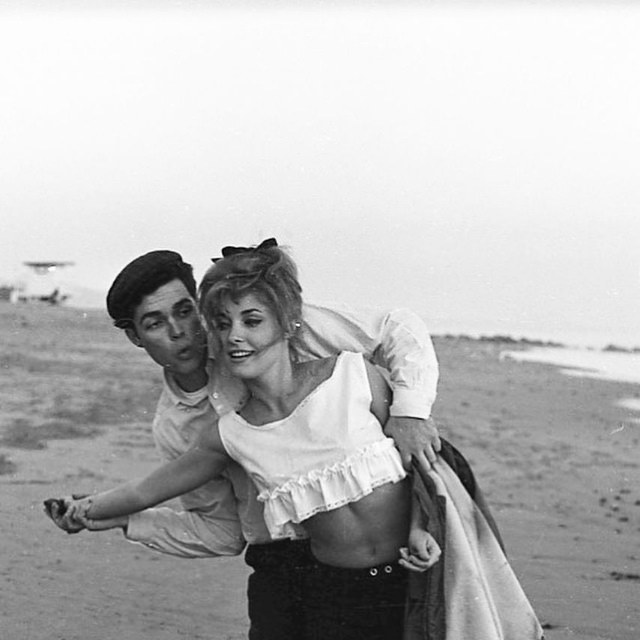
[312,558,404,579]
[245,539,314,571]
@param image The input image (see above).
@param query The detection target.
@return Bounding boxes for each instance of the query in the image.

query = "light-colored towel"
[429,457,544,639]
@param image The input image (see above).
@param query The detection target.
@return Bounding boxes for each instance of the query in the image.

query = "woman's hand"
[43,494,88,534]
[44,495,128,533]
[398,529,441,572]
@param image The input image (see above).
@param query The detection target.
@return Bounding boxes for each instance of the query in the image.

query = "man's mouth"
[176,345,196,360]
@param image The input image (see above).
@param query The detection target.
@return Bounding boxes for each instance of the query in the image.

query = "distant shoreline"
[434,332,640,355]
[6,298,640,354]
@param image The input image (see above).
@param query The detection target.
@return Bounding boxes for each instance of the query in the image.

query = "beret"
[106,250,188,324]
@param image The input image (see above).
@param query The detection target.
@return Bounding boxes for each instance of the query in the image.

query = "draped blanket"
[405,440,544,640]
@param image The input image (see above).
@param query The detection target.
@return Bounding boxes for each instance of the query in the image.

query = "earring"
[284,321,301,341]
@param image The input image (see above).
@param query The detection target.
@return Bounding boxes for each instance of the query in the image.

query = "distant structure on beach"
[6,261,76,305]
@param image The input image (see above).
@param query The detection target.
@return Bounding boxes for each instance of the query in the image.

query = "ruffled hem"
[259,439,406,539]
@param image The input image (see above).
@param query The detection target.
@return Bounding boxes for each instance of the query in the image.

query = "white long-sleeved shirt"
[126,303,439,557]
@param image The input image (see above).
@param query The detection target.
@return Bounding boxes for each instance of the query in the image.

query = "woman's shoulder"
[306,350,366,372]
[298,351,368,388]
[297,354,339,383]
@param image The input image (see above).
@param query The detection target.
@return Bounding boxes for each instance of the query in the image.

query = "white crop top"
[218,351,406,539]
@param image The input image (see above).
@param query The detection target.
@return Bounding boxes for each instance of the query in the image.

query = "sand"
[1,304,638,639]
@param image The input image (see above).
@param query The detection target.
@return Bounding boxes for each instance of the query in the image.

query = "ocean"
[502,347,640,385]
[426,316,640,352]
[500,347,640,424]
[428,317,640,421]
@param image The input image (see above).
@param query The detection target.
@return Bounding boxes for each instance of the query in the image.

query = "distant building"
[0,285,14,302]
[14,261,75,305]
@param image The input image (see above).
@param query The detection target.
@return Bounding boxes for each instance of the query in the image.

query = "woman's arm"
[86,447,229,520]
[67,425,230,523]
[363,358,391,427]
[399,493,442,572]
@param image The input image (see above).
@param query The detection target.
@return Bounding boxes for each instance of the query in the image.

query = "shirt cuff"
[389,388,433,420]
[125,511,161,544]
[125,508,246,558]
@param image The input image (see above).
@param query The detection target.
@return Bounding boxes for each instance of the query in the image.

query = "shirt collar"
[162,358,248,415]
[162,366,209,408]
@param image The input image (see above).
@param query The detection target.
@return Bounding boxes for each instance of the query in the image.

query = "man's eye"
[144,320,163,331]
[178,305,195,317]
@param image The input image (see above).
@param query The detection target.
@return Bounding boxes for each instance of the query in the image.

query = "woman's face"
[209,292,287,378]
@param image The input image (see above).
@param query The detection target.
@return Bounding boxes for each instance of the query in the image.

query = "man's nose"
[168,317,186,339]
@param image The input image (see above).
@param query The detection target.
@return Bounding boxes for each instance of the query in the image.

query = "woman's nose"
[229,332,244,343]
[227,323,245,343]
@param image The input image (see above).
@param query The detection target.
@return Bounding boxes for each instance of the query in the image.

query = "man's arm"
[127,389,249,558]
[300,303,441,467]
[125,503,246,558]
[74,431,229,522]
[47,472,248,558]
[123,453,247,558]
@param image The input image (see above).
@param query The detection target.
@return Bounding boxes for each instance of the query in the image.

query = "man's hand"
[66,497,129,532]
[384,416,440,470]
[79,514,130,532]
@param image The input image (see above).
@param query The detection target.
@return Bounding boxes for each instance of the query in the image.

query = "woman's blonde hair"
[198,240,304,357]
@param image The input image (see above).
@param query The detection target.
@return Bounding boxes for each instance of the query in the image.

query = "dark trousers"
[245,540,407,640]
[303,560,407,640]
[245,539,315,640]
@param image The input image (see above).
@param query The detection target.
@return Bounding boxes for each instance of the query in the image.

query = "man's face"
[128,279,207,390]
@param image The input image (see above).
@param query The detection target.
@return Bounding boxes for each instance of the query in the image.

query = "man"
[51,246,441,639]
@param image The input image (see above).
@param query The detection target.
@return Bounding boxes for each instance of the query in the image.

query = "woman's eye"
[245,318,262,328]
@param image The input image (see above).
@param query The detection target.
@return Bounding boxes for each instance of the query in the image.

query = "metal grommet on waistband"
[369,567,378,576]
[384,565,393,574]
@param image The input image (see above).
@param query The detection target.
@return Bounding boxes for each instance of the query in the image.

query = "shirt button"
[369,567,378,576]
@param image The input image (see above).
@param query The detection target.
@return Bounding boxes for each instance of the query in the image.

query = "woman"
[62,240,441,639]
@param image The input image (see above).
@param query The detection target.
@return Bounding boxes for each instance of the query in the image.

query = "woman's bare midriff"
[303,478,411,568]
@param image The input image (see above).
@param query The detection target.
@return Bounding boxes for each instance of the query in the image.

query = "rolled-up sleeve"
[300,304,439,419]
[370,308,439,419]
[126,504,246,558]
[130,386,247,558]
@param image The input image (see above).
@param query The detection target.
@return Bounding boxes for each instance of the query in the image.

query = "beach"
[1,304,638,640]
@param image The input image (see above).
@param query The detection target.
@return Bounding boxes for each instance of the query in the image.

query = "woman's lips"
[228,350,253,362]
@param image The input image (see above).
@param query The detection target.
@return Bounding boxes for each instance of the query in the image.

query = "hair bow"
[211,237,278,263]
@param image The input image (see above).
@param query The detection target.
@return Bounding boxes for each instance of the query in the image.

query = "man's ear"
[124,327,142,348]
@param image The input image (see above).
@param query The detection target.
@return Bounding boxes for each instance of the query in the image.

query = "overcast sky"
[2,1,639,346]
